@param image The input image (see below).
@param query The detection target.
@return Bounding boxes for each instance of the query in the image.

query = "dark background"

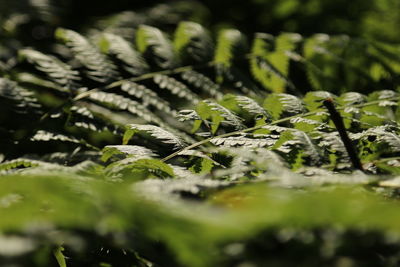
[1,0,399,42]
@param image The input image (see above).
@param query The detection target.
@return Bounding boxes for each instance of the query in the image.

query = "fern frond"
[289,117,329,132]
[272,130,321,168]
[259,125,291,134]
[180,70,223,99]
[176,109,203,133]
[18,48,81,91]
[291,130,322,165]
[352,126,400,160]
[105,156,174,180]
[203,100,246,128]
[303,34,339,92]
[102,145,156,162]
[15,72,68,93]
[88,91,164,125]
[30,130,99,153]
[0,78,42,114]
[175,149,222,174]
[177,109,201,122]
[30,130,82,145]
[302,35,375,93]
[174,21,214,63]
[169,165,206,180]
[177,149,222,165]
[303,91,336,111]
[339,92,366,105]
[220,94,270,122]
[214,29,248,69]
[5,7,400,267]
[197,100,245,134]
[208,147,287,181]
[367,90,398,108]
[153,74,200,104]
[64,160,104,176]
[133,175,226,200]
[317,132,349,166]
[98,33,149,76]
[263,93,306,119]
[214,29,248,84]
[69,105,120,134]
[123,124,186,150]
[120,81,177,116]
[55,28,119,83]
[13,160,103,176]
[39,151,102,165]
[235,95,266,116]
[211,136,276,148]
[136,25,177,69]
[360,90,398,125]
[222,67,262,97]
[0,158,42,174]
[250,33,300,92]
[235,95,267,116]
[0,158,85,175]
[69,106,102,132]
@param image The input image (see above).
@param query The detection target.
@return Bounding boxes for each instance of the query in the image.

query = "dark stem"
[323,98,364,171]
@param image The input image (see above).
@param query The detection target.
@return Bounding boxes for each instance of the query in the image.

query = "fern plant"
[1,1,400,266]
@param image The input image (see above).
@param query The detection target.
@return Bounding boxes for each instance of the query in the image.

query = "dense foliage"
[1,1,400,266]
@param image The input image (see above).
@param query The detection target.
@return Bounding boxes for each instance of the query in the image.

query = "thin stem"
[323,98,363,171]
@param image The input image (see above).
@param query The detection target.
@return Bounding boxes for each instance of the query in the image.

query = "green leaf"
[18,48,80,91]
[174,21,214,63]
[250,32,300,92]
[263,93,306,119]
[136,25,177,69]
[153,74,200,104]
[219,94,270,123]
[106,157,174,180]
[102,145,156,162]
[303,34,345,93]
[196,100,245,134]
[123,124,186,150]
[214,29,248,83]
[180,70,223,100]
[303,91,335,111]
[88,91,165,126]
[189,157,214,174]
[214,29,248,68]
[53,246,67,267]
[98,32,149,76]
[55,28,119,83]
[121,81,177,117]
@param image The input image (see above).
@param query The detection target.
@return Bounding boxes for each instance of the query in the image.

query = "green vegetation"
[1,1,400,266]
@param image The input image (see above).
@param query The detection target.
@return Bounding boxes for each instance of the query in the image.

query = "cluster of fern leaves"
[1,1,400,266]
